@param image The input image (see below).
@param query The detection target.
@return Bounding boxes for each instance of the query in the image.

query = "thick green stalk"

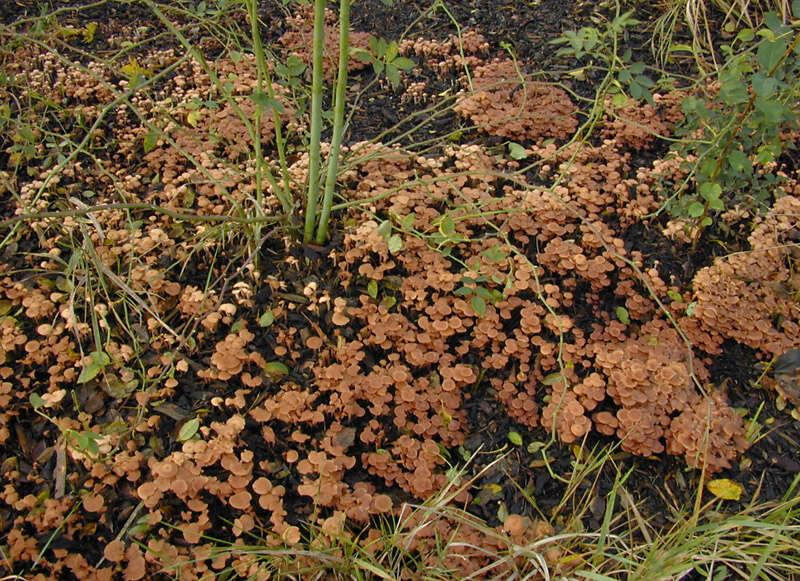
[315,0,350,244]
[304,0,326,243]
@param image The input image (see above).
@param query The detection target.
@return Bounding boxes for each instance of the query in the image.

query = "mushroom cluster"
[454,58,578,142]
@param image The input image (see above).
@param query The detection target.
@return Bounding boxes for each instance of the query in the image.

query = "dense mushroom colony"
[1,3,798,579]
[454,58,579,141]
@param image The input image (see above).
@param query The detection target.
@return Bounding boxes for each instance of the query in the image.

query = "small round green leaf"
[687,201,705,218]
[259,310,275,327]
[387,234,403,253]
[30,393,45,410]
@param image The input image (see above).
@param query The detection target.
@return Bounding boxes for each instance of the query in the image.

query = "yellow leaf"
[120,57,152,79]
[707,478,743,501]
[186,110,202,128]
[82,22,98,43]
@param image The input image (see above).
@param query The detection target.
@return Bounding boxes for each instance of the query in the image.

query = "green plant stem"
[315,0,350,244]
[304,0,326,243]
[246,0,293,218]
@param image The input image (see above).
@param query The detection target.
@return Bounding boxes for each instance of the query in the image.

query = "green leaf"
[629,61,646,75]
[542,373,566,387]
[182,187,195,208]
[507,142,528,160]
[30,393,45,410]
[399,213,415,230]
[178,418,201,442]
[286,54,306,75]
[754,97,787,123]
[264,361,289,378]
[756,143,779,164]
[77,351,110,384]
[186,110,202,127]
[377,219,392,239]
[687,201,705,218]
[718,77,748,105]
[143,129,159,153]
[757,39,787,72]
[472,286,494,300]
[454,286,473,296]
[507,431,523,446]
[471,295,486,317]
[385,41,398,63]
[482,244,508,263]
[387,234,403,253]
[74,431,100,456]
[380,296,396,310]
[259,310,275,327]
[699,182,722,201]
[249,92,285,114]
[667,290,683,302]
[611,92,629,108]
[385,65,400,87]
[82,22,98,43]
[392,56,416,70]
[367,279,378,299]
[727,150,753,174]
[615,306,630,325]
[439,215,455,236]
[751,73,779,96]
